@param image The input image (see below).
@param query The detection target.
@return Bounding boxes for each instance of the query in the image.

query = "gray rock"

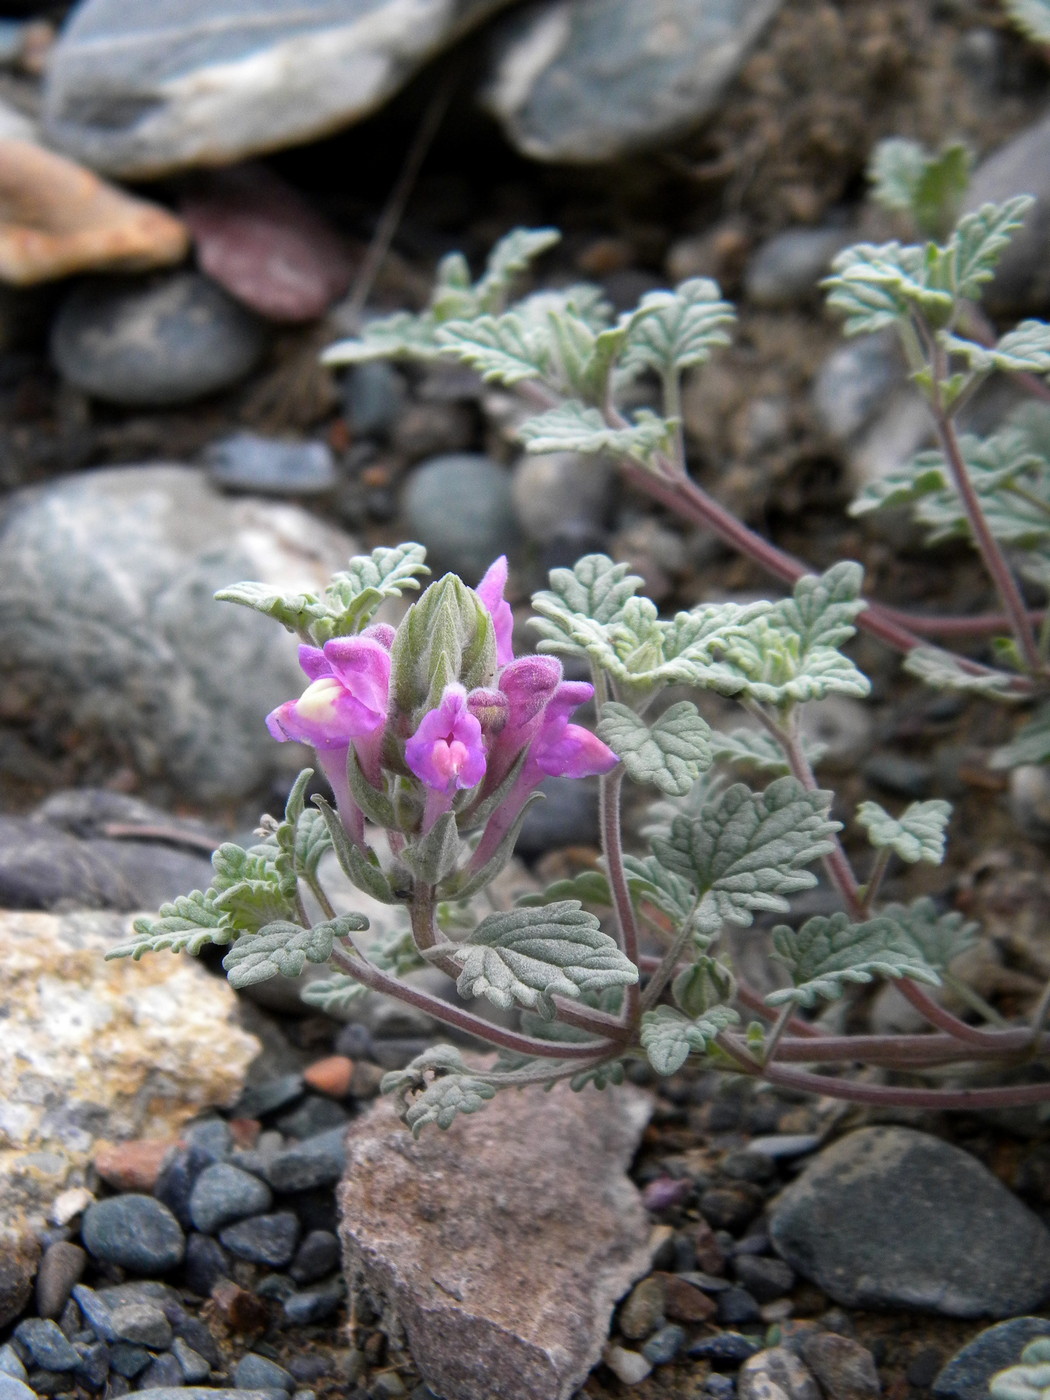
[964,111,1050,313]
[43,0,516,179]
[402,452,518,583]
[602,1344,651,1386]
[484,0,782,163]
[138,1353,186,1391]
[0,465,353,801]
[206,433,337,496]
[189,1163,273,1234]
[265,1126,349,1192]
[338,1074,652,1400]
[0,1347,27,1383]
[933,1319,1050,1400]
[290,1230,341,1284]
[81,1195,186,1274]
[799,1333,881,1400]
[342,361,407,440]
[35,1241,87,1320]
[641,1324,685,1367]
[51,272,267,406]
[218,1211,300,1267]
[234,1354,295,1393]
[0,1377,35,1400]
[123,1392,276,1400]
[108,1302,174,1349]
[516,775,601,858]
[738,1348,821,1400]
[769,1127,1050,1317]
[171,1337,212,1385]
[281,1285,344,1324]
[12,1319,80,1373]
[510,452,613,544]
[745,227,851,309]
[812,332,907,446]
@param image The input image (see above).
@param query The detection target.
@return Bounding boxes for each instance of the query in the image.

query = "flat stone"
[206,433,337,496]
[933,1319,1050,1400]
[51,270,267,406]
[189,1162,273,1234]
[338,1074,652,1400]
[739,1348,821,1400]
[0,910,258,1268]
[42,0,516,179]
[799,1332,881,1400]
[0,139,187,285]
[402,452,518,584]
[218,1210,300,1267]
[81,1195,185,1273]
[769,1127,1050,1317]
[0,465,353,801]
[484,0,782,163]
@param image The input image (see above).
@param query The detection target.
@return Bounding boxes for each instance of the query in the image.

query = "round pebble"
[619,1275,665,1341]
[717,1285,762,1327]
[80,1195,185,1273]
[189,1162,273,1234]
[642,1324,686,1366]
[744,227,848,309]
[264,1125,348,1192]
[171,1338,211,1385]
[206,433,337,496]
[183,1232,231,1297]
[281,1286,344,1325]
[233,1353,295,1392]
[604,1344,652,1386]
[51,271,267,406]
[218,1211,300,1267]
[510,451,613,545]
[290,1230,341,1285]
[689,1334,761,1365]
[732,1255,795,1303]
[342,361,406,440]
[402,453,518,582]
[139,1353,185,1390]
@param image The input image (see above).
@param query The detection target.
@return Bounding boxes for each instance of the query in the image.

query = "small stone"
[94,1138,179,1193]
[138,1352,184,1390]
[1009,766,1050,843]
[603,1344,652,1386]
[73,1340,110,1389]
[964,112,1050,312]
[739,1347,821,1400]
[70,1285,117,1342]
[705,1376,737,1400]
[265,1126,348,1192]
[402,453,518,583]
[689,1334,761,1365]
[108,1302,174,1349]
[35,1241,86,1320]
[642,1177,693,1212]
[303,1056,355,1099]
[511,452,613,545]
[108,1343,152,1379]
[0,139,188,285]
[932,1319,1050,1400]
[12,1319,79,1373]
[770,1127,1050,1317]
[232,1075,305,1121]
[342,361,406,440]
[812,332,904,445]
[656,1273,718,1323]
[733,1256,795,1303]
[290,1230,341,1285]
[747,1135,822,1162]
[744,227,849,309]
[173,1317,222,1370]
[210,1278,273,1335]
[799,1332,881,1400]
[234,1353,294,1393]
[206,433,337,496]
[718,1286,763,1327]
[281,1285,344,1325]
[642,1325,686,1367]
[700,1183,764,1232]
[516,775,601,859]
[51,270,267,406]
[275,1095,350,1140]
[219,1211,300,1267]
[618,1275,665,1341]
[81,1195,185,1274]
[172,1338,211,1385]
[189,1162,273,1234]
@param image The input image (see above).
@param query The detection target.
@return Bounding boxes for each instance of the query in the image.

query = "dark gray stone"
[716,1286,761,1328]
[731,1255,794,1303]
[745,227,851,309]
[231,1074,305,1120]
[11,1319,79,1373]
[43,0,516,178]
[281,1285,344,1325]
[234,1354,295,1393]
[769,1127,1050,1317]
[642,1325,686,1366]
[290,1230,341,1284]
[72,1340,110,1390]
[109,1343,152,1378]
[265,1125,348,1192]
[184,1232,232,1297]
[80,1195,185,1274]
[403,453,518,584]
[207,433,337,496]
[0,465,352,802]
[515,776,600,859]
[138,1353,185,1391]
[275,1095,350,1140]
[123,1391,276,1400]
[218,1211,300,1267]
[172,1337,212,1385]
[70,1285,117,1343]
[485,0,783,162]
[108,1302,174,1348]
[189,1163,274,1234]
[688,1334,760,1365]
[342,361,406,440]
[52,272,266,406]
[932,1319,1050,1400]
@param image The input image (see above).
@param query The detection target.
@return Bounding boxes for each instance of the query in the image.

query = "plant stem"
[600,765,641,1022]
[640,922,695,1012]
[896,979,1006,1048]
[734,980,825,1038]
[762,1003,795,1065]
[860,848,892,914]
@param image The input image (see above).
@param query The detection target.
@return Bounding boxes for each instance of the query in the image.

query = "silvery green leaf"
[650,776,840,933]
[210,842,299,930]
[640,1004,740,1075]
[597,701,713,795]
[382,1044,496,1136]
[279,806,332,881]
[768,911,940,1007]
[824,241,952,334]
[401,811,463,886]
[110,890,233,960]
[569,1060,627,1091]
[530,553,644,659]
[1003,0,1050,41]
[368,918,425,976]
[950,197,1033,300]
[991,704,1050,768]
[312,795,399,904]
[880,897,979,972]
[300,972,370,1015]
[856,799,952,864]
[990,1340,1050,1400]
[904,646,1022,697]
[619,278,735,376]
[222,913,368,989]
[213,581,327,636]
[452,901,638,1019]
[517,869,613,909]
[850,454,956,516]
[622,852,713,944]
[869,138,972,239]
[517,400,675,464]
[322,543,430,633]
[708,727,818,775]
[869,138,929,213]
[515,284,613,334]
[941,320,1050,375]
[322,309,444,366]
[672,957,736,1018]
[436,312,551,384]
[473,227,561,311]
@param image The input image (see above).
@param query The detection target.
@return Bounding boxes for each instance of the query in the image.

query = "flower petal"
[476,555,514,667]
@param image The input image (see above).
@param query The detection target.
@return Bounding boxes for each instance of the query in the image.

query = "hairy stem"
[640,921,695,1012]
[601,765,641,1022]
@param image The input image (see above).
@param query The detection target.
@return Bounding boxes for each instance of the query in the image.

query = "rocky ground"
[4,1,1050,1399]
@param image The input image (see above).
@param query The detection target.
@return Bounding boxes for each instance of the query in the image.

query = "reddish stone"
[693,1218,726,1275]
[228,1117,261,1149]
[304,1054,355,1098]
[180,163,357,322]
[210,1278,271,1336]
[654,1272,718,1323]
[93,1136,180,1192]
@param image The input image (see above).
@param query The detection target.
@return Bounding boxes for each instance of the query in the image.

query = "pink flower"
[530,681,619,779]
[266,632,391,750]
[475,555,514,667]
[405,684,488,793]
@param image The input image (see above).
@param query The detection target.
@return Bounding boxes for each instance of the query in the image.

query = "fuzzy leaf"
[222,913,367,989]
[951,197,1033,300]
[869,138,972,238]
[856,799,952,864]
[518,400,675,464]
[619,278,736,376]
[990,1340,1050,1400]
[322,310,444,366]
[824,241,952,334]
[452,900,638,1019]
[640,1004,740,1075]
[530,553,644,659]
[991,705,1050,768]
[321,543,430,635]
[213,581,327,636]
[300,972,370,1015]
[768,911,940,1007]
[708,726,827,774]
[381,1045,496,1136]
[880,897,979,972]
[904,646,1023,697]
[623,852,713,945]
[597,700,713,795]
[650,776,840,934]
[516,870,613,908]
[942,320,1050,375]
[473,227,561,311]
[109,890,233,960]
[401,811,463,886]
[437,312,551,384]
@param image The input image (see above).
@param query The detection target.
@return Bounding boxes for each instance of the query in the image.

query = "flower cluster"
[266,557,618,847]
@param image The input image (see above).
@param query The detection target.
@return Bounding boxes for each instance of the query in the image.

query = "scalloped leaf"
[517,400,674,464]
[869,138,972,239]
[619,278,736,376]
[597,700,713,795]
[768,911,940,1007]
[109,890,234,960]
[640,1004,740,1075]
[530,553,644,659]
[942,319,1050,375]
[213,581,327,636]
[381,1045,496,1136]
[880,897,979,972]
[452,900,638,1020]
[437,312,551,384]
[650,776,840,935]
[904,646,1023,697]
[951,197,1033,300]
[300,972,370,1015]
[516,869,613,909]
[856,799,952,864]
[222,913,368,989]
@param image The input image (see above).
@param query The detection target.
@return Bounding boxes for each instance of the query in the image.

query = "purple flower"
[476,555,514,667]
[405,684,488,793]
[530,681,619,779]
[266,632,391,750]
